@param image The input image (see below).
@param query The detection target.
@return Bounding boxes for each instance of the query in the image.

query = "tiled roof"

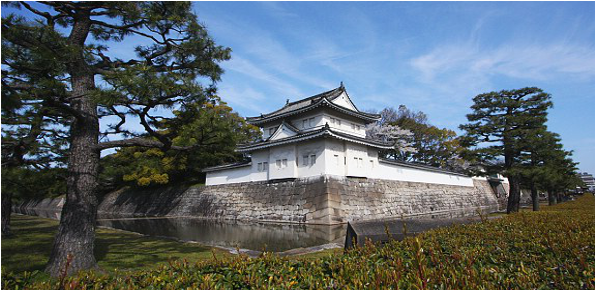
[202,160,251,173]
[378,159,470,177]
[237,124,393,152]
[246,85,381,125]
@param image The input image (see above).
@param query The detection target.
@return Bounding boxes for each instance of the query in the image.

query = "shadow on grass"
[94,230,220,271]
[1,216,58,273]
[3,214,225,275]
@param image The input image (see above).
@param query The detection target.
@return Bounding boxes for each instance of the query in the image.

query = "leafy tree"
[2,2,230,276]
[365,122,415,157]
[460,87,552,213]
[100,100,260,188]
[373,106,466,171]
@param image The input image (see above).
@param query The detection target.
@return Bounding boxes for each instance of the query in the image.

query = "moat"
[15,207,491,253]
[14,208,346,252]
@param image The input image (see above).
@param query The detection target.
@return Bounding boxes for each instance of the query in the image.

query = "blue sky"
[192,2,595,174]
[3,2,594,174]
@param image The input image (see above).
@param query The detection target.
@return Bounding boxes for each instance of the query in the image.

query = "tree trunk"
[507,177,521,213]
[45,9,100,277]
[1,192,12,236]
[548,190,557,205]
[530,182,539,211]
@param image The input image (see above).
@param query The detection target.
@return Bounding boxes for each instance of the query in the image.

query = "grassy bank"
[3,195,595,289]
[1,215,230,275]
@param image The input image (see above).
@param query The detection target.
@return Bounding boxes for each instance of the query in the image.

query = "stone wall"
[17,176,503,225]
[15,196,65,212]
[96,175,502,225]
[326,177,499,224]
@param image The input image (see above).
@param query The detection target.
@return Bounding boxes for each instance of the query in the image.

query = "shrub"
[4,195,595,289]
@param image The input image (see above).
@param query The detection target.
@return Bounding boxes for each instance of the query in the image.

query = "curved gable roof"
[246,84,380,125]
[266,120,300,141]
[237,124,393,152]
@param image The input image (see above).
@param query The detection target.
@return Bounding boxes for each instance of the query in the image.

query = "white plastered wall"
[324,139,347,176]
[288,110,324,132]
[296,139,326,178]
[321,111,366,138]
[204,166,252,186]
[268,144,297,180]
[373,161,474,186]
[345,142,369,177]
[250,150,270,181]
[206,138,478,187]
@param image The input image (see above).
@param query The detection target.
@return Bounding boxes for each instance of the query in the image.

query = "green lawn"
[1,214,230,275]
[1,214,338,276]
[4,195,594,289]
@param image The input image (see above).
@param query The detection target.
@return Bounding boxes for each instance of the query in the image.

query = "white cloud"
[223,56,304,98]
[218,85,268,115]
[411,43,595,84]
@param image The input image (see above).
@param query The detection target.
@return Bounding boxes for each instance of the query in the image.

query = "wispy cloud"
[218,84,268,115]
[223,56,303,98]
[411,43,595,84]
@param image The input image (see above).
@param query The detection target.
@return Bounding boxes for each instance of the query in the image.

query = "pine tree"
[2,2,230,276]
[539,147,581,205]
[460,87,552,213]
[518,129,563,211]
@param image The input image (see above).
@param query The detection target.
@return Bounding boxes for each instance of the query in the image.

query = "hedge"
[3,194,595,289]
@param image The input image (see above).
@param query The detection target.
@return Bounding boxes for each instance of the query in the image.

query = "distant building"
[200,84,507,224]
[579,172,595,191]
[204,84,496,188]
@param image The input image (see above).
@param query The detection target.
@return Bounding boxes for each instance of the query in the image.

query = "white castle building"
[204,84,477,187]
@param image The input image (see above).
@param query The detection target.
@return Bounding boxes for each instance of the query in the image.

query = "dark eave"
[202,161,251,173]
[237,125,393,152]
[246,86,381,126]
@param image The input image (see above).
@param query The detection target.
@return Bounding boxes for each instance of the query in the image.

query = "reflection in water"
[99,218,346,252]
[14,208,485,252]
[14,208,346,252]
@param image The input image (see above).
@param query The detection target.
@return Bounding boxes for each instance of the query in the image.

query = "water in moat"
[14,208,346,252]
[15,208,492,253]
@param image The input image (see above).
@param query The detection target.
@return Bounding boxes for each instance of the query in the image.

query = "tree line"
[1,1,584,277]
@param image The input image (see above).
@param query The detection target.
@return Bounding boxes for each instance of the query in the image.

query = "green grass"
[1,215,229,275]
[4,195,595,289]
